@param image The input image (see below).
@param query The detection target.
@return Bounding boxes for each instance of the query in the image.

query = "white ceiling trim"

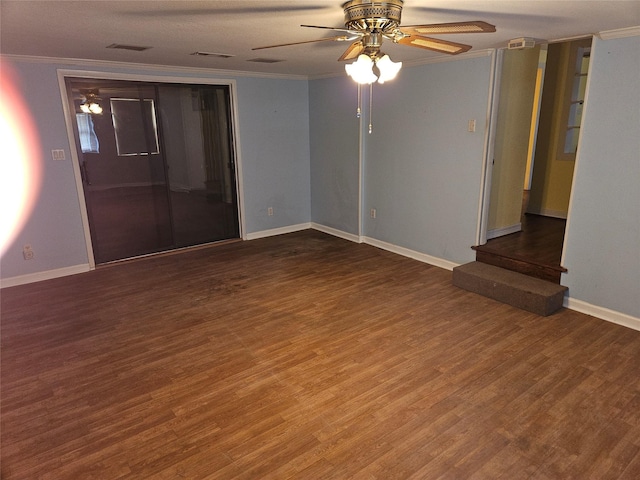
[0,54,309,82]
[598,25,640,40]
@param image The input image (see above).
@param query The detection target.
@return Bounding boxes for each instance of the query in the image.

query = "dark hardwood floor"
[484,214,566,266]
[2,230,640,479]
[474,214,567,283]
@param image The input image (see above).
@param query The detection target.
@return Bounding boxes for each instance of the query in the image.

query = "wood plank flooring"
[480,214,566,267]
[2,230,640,479]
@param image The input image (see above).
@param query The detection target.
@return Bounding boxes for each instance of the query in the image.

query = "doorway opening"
[478,37,592,283]
[65,77,241,265]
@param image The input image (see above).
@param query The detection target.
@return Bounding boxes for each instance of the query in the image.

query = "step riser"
[453,262,567,316]
[474,251,562,283]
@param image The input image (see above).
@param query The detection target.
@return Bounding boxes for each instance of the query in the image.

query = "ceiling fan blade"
[338,41,364,61]
[301,24,358,35]
[397,35,472,55]
[401,21,496,35]
[252,35,353,51]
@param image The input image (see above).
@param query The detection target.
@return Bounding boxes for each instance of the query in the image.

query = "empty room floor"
[2,230,639,479]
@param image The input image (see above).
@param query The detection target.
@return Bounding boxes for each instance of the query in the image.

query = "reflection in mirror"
[75,113,100,153]
[110,98,160,156]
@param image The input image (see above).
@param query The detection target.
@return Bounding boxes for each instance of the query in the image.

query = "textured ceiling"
[1,1,639,78]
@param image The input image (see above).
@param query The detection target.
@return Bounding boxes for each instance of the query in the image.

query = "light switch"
[52,149,66,161]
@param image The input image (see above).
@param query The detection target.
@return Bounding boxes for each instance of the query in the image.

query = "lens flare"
[0,60,42,257]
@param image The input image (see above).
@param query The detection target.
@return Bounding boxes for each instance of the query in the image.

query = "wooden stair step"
[471,246,566,284]
[452,261,568,316]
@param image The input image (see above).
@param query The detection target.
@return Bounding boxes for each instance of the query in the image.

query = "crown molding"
[598,25,640,40]
[0,54,309,81]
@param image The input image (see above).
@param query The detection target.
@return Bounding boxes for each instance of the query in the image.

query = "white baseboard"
[526,208,567,219]
[362,236,459,271]
[311,223,362,243]
[310,224,458,271]
[1,264,91,289]
[564,297,640,332]
[244,223,311,241]
[487,223,521,240]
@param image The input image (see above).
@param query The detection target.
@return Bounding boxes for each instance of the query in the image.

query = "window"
[75,113,99,153]
[560,40,591,159]
[110,98,160,156]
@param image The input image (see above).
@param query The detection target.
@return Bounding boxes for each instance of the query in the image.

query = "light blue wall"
[363,55,493,264]
[309,76,361,235]
[0,58,310,280]
[236,76,311,232]
[562,35,640,318]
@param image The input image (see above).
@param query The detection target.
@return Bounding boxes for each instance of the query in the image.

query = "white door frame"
[477,49,503,246]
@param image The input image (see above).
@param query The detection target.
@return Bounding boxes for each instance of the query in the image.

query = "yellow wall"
[528,38,591,218]
[488,47,540,232]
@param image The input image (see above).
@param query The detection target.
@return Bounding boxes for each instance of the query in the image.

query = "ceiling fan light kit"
[345,54,378,83]
[345,53,402,84]
[79,90,103,115]
[337,0,495,82]
[341,0,404,83]
[374,54,402,83]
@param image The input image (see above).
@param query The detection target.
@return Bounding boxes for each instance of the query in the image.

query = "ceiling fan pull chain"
[356,83,362,118]
[369,83,373,134]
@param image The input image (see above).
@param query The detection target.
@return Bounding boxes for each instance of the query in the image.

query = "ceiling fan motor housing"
[343,0,404,32]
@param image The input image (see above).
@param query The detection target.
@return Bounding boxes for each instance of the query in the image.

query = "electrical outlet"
[370,208,376,219]
[23,244,34,260]
[267,207,274,216]
[468,119,476,132]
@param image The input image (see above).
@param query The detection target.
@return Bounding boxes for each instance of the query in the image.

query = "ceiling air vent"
[247,58,284,64]
[106,43,152,52]
[507,37,536,50]
[191,51,235,58]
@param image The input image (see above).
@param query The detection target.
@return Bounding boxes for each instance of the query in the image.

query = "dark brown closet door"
[67,79,173,263]
[67,79,240,264]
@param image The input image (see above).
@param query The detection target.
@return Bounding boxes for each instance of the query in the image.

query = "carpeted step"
[452,261,568,316]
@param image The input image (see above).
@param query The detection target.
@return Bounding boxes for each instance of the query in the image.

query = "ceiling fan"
[253,0,496,131]
[253,0,496,62]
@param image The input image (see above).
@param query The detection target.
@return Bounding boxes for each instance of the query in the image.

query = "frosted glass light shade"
[345,54,377,84]
[88,103,103,114]
[375,55,402,83]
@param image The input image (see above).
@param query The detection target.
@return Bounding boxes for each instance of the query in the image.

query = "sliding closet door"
[67,79,173,263]
[67,78,240,264]
[157,85,240,247]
